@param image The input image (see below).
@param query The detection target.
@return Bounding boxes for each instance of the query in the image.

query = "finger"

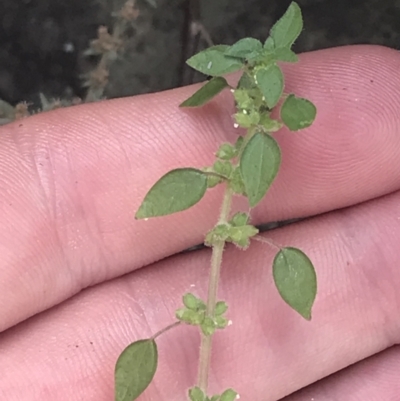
[281,346,400,401]
[1,188,400,400]
[1,45,400,332]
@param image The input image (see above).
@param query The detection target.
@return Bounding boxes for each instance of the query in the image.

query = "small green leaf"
[240,132,281,207]
[256,64,284,109]
[209,395,220,401]
[215,301,228,316]
[269,2,303,49]
[263,37,275,51]
[136,168,207,219]
[220,389,238,401]
[115,339,158,401]
[273,247,317,320]
[189,387,206,401]
[224,38,263,59]
[186,45,244,76]
[273,47,298,63]
[180,77,230,107]
[281,94,316,131]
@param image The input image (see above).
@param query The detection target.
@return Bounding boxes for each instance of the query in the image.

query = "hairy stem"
[196,185,233,393]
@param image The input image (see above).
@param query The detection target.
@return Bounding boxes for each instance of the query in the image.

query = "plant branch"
[196,184,233,392]
[152,321,181,340]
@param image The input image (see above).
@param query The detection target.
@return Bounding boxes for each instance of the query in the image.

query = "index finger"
[1,44,400,332]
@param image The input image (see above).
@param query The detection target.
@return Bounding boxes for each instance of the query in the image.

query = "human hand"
[0,45,400,401]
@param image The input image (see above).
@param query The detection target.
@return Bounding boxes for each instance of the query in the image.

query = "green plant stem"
[196,184,233,393]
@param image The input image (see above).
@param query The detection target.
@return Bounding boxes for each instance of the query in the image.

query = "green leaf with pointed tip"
[220,389,238,401]
[186,45,244,76]
[136,168,208,219]
[256,64,284,109]
[240,132,281,207]
[281,94,316,131]
[273,47,298,63]
[269,2,303,49]
[224,38,263,59]
[115,339,158,401]
[273,247,317,320]
[264,37,275,51]
[180,77,230,107]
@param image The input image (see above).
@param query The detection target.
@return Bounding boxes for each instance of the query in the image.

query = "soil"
[0,0,400,108]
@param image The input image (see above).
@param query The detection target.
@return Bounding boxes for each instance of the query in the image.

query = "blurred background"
[0,0,399,109]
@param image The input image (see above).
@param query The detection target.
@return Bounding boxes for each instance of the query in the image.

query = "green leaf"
[115,339,158,401]
[256,64,284,108]
[180,77,230,107]
[240,132,281,207]
[269,2,303,49]
[263,37,275,52]
[186,45,244,76]
[281,94,316,131]
[220,389,238,401]
[189,387,206,401]
[136,168,208,219]
[273,47,298,63]
[273,247,317,320]
[224,38,263,59]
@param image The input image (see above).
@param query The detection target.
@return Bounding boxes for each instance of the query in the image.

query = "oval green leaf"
[180,77,229,107]
[273,247,317,320]
[186,45,244,76]
[224,37,263,59]
[256,64,284,109]
[115,339,158,401]
[240,132,281,207]
[135,168,208,219]
[269,2,303,49]
[281,94,317,131]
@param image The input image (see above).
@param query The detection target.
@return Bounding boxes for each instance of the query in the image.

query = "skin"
[0,44,400,401]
